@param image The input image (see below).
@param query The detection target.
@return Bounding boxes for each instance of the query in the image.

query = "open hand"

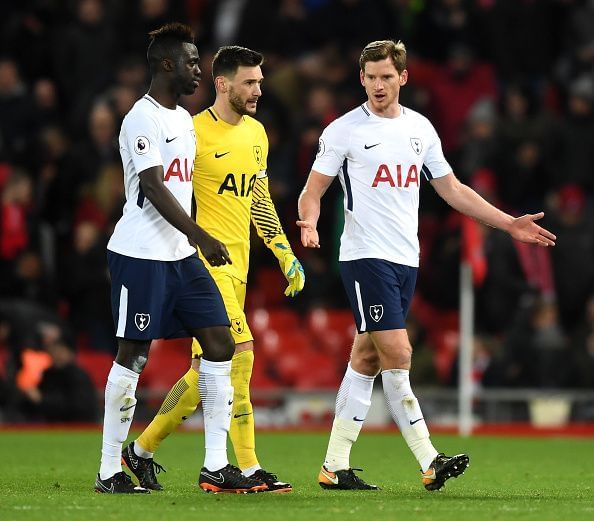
[509,213,556,247]
[296,220,320,248]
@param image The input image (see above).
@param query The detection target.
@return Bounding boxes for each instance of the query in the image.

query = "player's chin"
[183,83,199,96]
[244,104,257,115]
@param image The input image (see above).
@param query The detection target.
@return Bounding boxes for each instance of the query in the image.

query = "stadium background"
[0,0,593,429]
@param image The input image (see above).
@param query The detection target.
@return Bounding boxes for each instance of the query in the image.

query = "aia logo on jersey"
[369,305,383,322]
[410,138,422,155]
[218,173,257,197]
[372,164,419,188]
[134,136,149,155]
[134,313,150,331]
[164,158,193,182]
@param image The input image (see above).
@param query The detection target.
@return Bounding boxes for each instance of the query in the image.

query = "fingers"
[206,248,232,266]
[285,260,305,297]
[518,213,556,247]
[539,227,557,242]
[221,244,232,264]
[297,220,321,248]
[300,229,320,248]
[537,233,555,247]
[206,255,225,266]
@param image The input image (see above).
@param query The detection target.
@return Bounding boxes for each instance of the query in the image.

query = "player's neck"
[367,100,401,119]
[147,80,179,110]
[212,100,242,125]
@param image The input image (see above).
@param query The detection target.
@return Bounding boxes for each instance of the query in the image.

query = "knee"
[115,341,150,373]
[393,342,413,369]
[205,331,235,362]
[351,349,380,376]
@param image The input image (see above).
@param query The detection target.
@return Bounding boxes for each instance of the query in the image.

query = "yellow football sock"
[136,367,200,454]
[230,350,258,470]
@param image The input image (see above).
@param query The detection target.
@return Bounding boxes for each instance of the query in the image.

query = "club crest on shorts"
[134,313,150,331]
[231,317,244,334]
[410,137,422,155]
[369,305,383,322]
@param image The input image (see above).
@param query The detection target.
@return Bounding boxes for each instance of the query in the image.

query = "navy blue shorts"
[339,259,417,332]
[107,251,230,341]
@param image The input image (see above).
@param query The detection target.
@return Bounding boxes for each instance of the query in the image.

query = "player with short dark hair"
[298,39,556,491]
[95,24,266,494]
[121,45,303,493]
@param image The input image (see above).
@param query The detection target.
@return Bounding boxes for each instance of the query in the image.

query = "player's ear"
[399,69,408,86]
[214,76,227,93]
[162,58,175,72]
[359,69,365,87]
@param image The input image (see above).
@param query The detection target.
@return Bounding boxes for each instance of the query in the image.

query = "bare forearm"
[143,181,202,239]
[298,188,321,226]
[440,181,514,232]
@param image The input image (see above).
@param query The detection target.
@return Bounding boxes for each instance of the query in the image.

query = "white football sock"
[99,362,139,480]
[199,358,233,471]
[133,440,153,459]
[324,364,375,472]
[381,368,438,472]
[242,464,261,477]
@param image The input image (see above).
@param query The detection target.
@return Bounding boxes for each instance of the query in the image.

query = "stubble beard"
[229,90,256,116]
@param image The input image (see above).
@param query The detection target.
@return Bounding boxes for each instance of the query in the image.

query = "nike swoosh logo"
[201,471,225,484]
[119,403,136,412]
[353,416,365,422]
[228,400,233,405]
[320,468,339,485]
[165,136,178,143]
[410,418,424,425]
[215,151,230,158]
[234,412,253,418]
[364,143,380,149]
[96,479,114,493]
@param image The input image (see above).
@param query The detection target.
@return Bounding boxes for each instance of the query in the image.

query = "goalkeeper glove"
[269,234,305,297]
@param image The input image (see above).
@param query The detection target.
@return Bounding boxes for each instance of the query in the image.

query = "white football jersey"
[312,103,452,267]
[108,95,197,261]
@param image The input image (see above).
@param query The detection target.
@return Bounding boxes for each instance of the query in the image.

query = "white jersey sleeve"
[311,122,350,177]
[121,110,163,174]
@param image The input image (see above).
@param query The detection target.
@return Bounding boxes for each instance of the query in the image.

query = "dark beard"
[229,91,255,116]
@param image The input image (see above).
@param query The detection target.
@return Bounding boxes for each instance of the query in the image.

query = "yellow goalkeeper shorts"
[191,270,252,358]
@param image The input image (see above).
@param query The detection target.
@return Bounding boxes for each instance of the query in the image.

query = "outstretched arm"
[431,173,556,246]
[139,166,232,265]
[297,170,335,248]
[251,176,304,297]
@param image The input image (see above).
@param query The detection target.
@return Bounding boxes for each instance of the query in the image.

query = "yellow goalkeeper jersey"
[192,107,269,282]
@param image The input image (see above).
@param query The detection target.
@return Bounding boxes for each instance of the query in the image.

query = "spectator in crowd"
[60,220,115,352]
[571,294,594,388]
[17,336,98,422]
[548,185,594,331]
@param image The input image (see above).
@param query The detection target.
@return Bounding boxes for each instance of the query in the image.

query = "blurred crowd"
[1,0,593,422]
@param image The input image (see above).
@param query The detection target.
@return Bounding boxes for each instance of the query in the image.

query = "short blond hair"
[359,40,407,73]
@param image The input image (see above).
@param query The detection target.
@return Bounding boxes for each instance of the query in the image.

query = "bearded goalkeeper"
[122,46,304,493]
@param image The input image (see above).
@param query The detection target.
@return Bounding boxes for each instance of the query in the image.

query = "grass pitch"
[0,430,592,521]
